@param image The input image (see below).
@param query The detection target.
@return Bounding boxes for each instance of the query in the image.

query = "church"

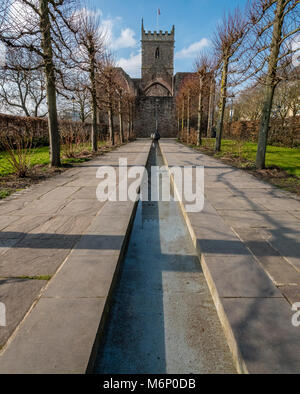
[115,21,195,138]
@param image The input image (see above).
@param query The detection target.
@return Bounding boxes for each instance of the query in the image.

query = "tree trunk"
[130,103,133,137]
[181,100,185,136]
[90,57,98,152]
[91,96,98,151]
[256,0,285,169]
[215,57,229,152]
[119,98,124,144]
[197,76,204,146]
[207,77,215,138]
[187,90,190,143]
[39,0,60,167]
[127,102,131,140]
[80,106,85,123]
[108,105,114,146]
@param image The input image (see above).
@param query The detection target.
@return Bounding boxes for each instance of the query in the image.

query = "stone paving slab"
[222,298,300,374]
[235,228,300,286]
[0,140,151,372]
[203,255,282,298]
[0,215,53,236]
[0,278,47,349]
[43,254,119,299]
[160,139,300,374]
[0,216,20,231]
[0,237,78,277]
[0,297,106,374]
[29,215,94,237]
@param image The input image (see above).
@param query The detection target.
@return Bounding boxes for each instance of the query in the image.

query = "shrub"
[0,126,33,177]
[60,123,90,158]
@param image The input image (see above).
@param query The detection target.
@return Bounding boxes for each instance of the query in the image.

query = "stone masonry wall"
[134,97,177,138]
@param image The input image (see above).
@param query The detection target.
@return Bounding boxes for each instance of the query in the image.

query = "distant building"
[114,21,201,138]
[106,21,213,138]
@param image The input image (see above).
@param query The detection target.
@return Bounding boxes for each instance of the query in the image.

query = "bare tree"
[116,87,124,144]
[0,0,78,167]
[179,93,185,133]
[126,94,135,140]
[213,8,247,152]
[0,48,47,117]
[234,84,265,120]
[97,57,121,146]
[207,76,216,137]
[194,51,217,145]
[248,0,300,168]
[113,70,135,144]
[61,70,92,122]
[73,9,105,152]
[176,75,198,143]
[186,88,191,139]
[73,85,91,123]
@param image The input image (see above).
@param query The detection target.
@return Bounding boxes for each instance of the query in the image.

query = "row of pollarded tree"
[176,0,299,169]
[0,0,135,168]
[176,65,216,147]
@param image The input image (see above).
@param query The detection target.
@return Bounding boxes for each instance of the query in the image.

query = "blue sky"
[89,0,249,77]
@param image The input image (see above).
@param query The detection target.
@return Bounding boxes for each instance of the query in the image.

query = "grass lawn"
[198,139,300,178]
[0,143,107,177]
[185,138,300,195]
[0,141,112,199]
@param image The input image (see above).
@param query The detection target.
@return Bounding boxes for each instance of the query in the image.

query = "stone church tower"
[140,20,174,97]
[133,21,177,138]
[114,21,194,138]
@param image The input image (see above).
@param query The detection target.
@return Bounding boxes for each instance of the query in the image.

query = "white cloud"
[175,38,210,59]
[101,18,114,44]
[102,21,137,50]
[111,28,137,50]
[117,52,141,78]
[75,8,136,51]
[74,8,139,72]
[74,7,102,20]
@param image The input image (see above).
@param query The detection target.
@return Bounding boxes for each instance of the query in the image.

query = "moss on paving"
[0,189,13,199]
[0,275,53,281]
[17,275,52,281]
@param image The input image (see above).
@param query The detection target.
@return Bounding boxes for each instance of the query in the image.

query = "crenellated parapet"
[141,19,175,42]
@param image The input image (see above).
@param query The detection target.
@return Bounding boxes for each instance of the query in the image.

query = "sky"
[88,0,249,78]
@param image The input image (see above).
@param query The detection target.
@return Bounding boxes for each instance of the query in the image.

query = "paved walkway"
[0,140,150,367]
[1,138,299,374]
[160,139,300,374]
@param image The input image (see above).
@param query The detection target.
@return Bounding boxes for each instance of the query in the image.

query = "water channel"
[94,143,235,374]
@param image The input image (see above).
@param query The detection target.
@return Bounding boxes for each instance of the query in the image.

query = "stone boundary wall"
[134,97,177,138]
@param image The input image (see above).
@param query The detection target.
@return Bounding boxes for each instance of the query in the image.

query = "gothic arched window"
[155,47,160,59]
